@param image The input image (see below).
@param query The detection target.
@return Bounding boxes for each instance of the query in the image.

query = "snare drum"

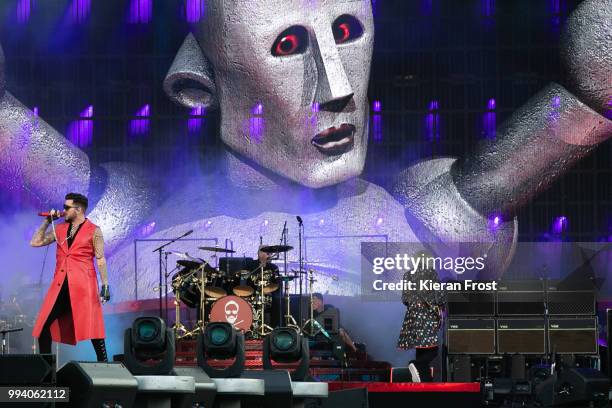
[209,295,253,332]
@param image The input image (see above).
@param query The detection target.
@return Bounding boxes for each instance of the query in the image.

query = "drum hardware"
[152,229,195,319]
[254,264,274,337]
[198,246,236,253]
[301,269,320,336]
[258,245,294,254]
[280,275,301,332]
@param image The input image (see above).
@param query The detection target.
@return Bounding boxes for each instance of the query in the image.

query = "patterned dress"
[397,266,446,349]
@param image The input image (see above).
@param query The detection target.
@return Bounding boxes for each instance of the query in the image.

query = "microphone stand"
[279,222,288,326]
[297,218,304,326]
[152,230,193,318]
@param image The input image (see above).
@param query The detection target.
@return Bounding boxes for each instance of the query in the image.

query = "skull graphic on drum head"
[224,300,239,324]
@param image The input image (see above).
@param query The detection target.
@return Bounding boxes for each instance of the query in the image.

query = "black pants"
[38,277,107,362]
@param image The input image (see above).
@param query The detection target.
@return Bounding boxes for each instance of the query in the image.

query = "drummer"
[250,245,281,326]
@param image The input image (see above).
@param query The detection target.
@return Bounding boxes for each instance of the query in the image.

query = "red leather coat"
[32,219,105,345]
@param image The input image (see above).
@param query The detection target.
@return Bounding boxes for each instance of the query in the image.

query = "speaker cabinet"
[497,318,546,354]
[56,361,138,408]
[546,280,596,315]
[497,280,545,316]
[447,318,495,354]
[447,290,495,316]
[0,354,55,385]
[548,317,598,355]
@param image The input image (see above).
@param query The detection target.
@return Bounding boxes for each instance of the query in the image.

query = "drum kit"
[169,244,302,339]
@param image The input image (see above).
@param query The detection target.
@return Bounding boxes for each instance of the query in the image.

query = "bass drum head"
[209,295,253,332]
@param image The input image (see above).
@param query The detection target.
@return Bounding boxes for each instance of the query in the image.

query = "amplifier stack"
[446,279,598,357]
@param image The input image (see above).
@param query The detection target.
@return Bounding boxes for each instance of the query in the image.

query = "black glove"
[100,285,110,303]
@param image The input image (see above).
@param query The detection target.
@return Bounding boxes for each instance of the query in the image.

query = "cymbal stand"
[256,264,273,337]
[172,276,188,339]
[283,278,301,332]
[301,269,320,336]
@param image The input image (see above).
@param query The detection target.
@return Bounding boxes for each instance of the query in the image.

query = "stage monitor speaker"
[0,354,55,385]
[321,388,368,408]
[497,280,545,316]
[548,317,598,355]
[497,318,546,354]
[56,361,138,408]
[535,368,610,407]
[546,279,596,315]
[447,318,495,354]
[173,366,217,408]
[447,289,495,316]
[241,370,291,408]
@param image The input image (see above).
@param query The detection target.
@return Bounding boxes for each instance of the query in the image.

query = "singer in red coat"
[30,193,110,361]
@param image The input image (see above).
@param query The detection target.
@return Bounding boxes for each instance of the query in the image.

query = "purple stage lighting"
[128,0,152,24]
[605,98,612,120]
[17,0,31,24]
[69,0,91,23]
[551,216,568,234]
[482,98,497,139]
[311,103,320,113]
[488,214,502,231]
[138,221,156,237]
[129,104,150,137]
[249,103,265,143]
[185,0,205,23]
[481,0,495,17]
[32,107,39,117]
[425,100,441,141]
[67,105,94,148]
[372,100,382,113]
[188,106,205,133]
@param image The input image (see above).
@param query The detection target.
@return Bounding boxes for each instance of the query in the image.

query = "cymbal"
[198,246,236,253]
[278,276,295,282]
[259,245,294,253]
[177,259,204,269]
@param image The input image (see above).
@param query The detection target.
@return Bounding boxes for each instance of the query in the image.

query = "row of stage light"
[41,317,317,407]
[123,317,310,381]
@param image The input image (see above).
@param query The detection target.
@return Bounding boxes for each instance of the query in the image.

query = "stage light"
[129,104,150,136]
[263,327,310,381]
[123,317,175,375]
[551,216,568,234]
[197,322,245,378]
[67,105,94,147]
[185,0,205,23]
[17,0,31,24]
[425,100,441,141]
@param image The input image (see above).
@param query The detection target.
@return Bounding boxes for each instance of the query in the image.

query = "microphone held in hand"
[38,211,65,218]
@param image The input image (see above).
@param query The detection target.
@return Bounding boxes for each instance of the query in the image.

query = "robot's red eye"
[332,15,364,44]
[272,26,308,56]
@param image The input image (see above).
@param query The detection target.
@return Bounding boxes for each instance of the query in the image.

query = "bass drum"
[209,295,253,332]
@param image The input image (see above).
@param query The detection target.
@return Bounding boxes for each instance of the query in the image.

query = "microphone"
[38,211,65,217]
[180,229,194,238]
[296,216,303,225]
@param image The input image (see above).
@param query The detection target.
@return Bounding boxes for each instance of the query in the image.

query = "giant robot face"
[166,0,374,188]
